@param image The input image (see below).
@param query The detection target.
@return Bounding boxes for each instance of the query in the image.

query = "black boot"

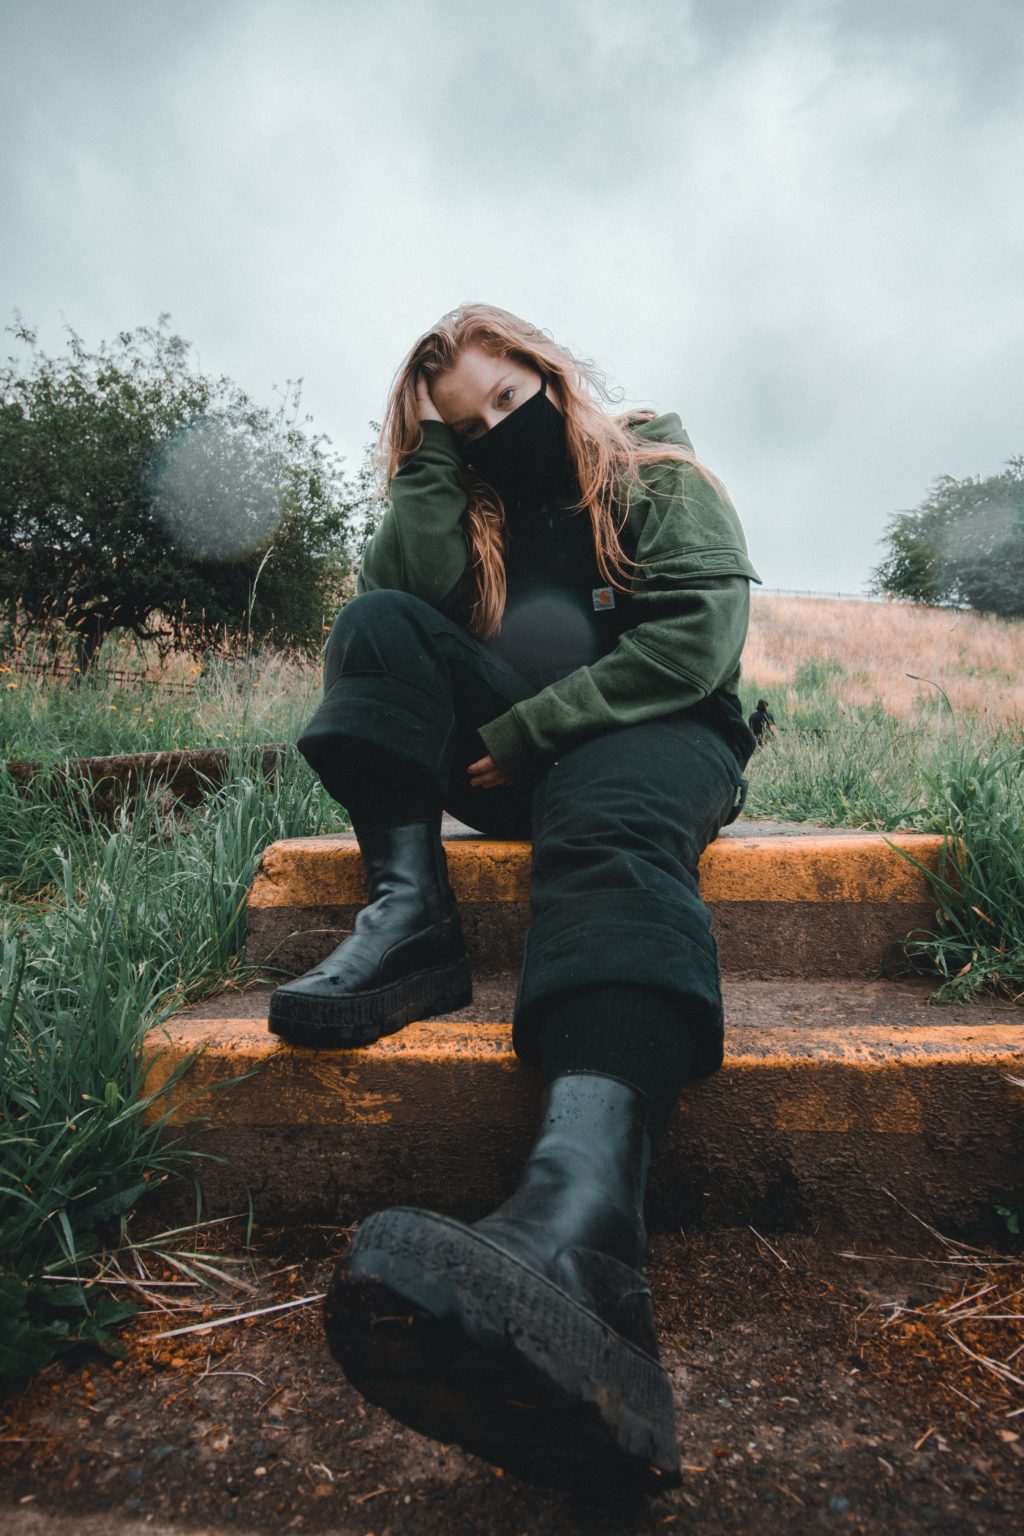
[323,1073,681,1494]
[267,820,471,1048]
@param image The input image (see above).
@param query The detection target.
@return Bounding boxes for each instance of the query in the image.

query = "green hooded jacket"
[357,415,762,778]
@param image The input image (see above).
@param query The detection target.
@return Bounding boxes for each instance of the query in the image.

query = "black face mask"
[457,374,573,509]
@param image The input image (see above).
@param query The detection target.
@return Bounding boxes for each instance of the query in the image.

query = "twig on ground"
[144,1293,326,1341]
[750,1226,791,1269]
[352,1486,393,1505]
[40,1275,199,1288]
[948,1332,1024,1391]
[775,1483,805,1506]
[940,1284,1000,1315]
[839,1251,1017,1270]
[879,1189,991,1256]
[198,1369,267,1386]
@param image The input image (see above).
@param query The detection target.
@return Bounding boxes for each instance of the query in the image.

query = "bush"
[873,457,1024,618]
[0,316,360,665]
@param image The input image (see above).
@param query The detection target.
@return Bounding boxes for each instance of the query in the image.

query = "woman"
[270,304,761,1493]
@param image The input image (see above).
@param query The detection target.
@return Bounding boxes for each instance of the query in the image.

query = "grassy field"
[4,591,1022,776]
[1,635,322,762]
[1,596,1022,1385]
[745,593,1024,728]
[740,594,1024,828]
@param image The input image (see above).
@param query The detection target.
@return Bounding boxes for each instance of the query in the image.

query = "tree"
[0,316,362,664]
[872,458,1024,619]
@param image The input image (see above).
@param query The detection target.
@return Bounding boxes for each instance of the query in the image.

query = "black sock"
[535,986,705,1143]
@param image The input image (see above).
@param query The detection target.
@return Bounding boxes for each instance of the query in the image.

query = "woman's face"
[430,344,563,442]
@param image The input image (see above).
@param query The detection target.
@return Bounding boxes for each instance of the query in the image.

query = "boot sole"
[267,958,472,1048]
[323,1206,682,1494]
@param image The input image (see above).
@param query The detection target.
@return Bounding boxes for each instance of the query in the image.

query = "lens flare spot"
[151,419,285,562]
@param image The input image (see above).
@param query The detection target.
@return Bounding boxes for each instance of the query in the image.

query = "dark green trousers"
[298,589,746,1078]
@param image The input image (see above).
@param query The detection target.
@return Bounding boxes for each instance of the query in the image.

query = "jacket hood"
[627,412,694,454]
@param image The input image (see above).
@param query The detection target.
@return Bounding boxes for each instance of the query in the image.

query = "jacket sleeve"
[477,461,760,778]
[357,420,474,619]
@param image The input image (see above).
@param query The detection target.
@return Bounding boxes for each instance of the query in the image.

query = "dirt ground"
[2,1225,1022,1536]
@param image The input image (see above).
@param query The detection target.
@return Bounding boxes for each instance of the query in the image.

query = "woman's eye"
[458,388,517,440]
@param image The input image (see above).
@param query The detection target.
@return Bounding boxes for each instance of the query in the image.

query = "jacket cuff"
[477,707,548,779]
[416,418,462,460]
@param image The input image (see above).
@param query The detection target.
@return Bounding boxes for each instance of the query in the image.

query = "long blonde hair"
[378,302,699,639]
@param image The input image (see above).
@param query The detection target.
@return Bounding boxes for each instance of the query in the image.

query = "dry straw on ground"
[744,596,1024,727]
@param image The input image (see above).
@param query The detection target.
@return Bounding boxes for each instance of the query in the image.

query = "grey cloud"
[2,0,1022,591]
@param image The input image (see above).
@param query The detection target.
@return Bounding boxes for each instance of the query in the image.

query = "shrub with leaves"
[873,457,1024,618]
[0,316,359,665]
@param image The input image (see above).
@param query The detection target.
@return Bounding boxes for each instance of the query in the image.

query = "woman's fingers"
[468,765,510,788]
[415,373,444,422]
[467,754,514,789]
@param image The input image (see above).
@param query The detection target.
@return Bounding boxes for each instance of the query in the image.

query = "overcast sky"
[3,0,1022,591]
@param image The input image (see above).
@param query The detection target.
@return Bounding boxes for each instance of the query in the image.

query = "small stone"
[716,1396,733,1409]
[827,1495,851,1514]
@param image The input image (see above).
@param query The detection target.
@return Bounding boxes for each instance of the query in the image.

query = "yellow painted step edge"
[143,1013,1024,1138]
[249,833,946,909]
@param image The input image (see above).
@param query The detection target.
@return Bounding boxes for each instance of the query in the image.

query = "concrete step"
[245,828,946,979]
[144,977,1024,1241]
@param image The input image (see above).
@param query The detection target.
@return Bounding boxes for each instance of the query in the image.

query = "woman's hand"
[415,373,444,423]
[467,754,515,790]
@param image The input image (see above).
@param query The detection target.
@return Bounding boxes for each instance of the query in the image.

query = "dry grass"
[1,629,323,762]
[850,1207,1024,1423]
[744,596,1024,727]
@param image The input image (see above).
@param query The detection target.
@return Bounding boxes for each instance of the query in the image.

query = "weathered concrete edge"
[249,833,947,909]
[142,1013,1024,1240]
[143,1013,1024,1133]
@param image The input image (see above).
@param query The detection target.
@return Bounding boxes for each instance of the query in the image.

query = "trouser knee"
[323,589,438,687]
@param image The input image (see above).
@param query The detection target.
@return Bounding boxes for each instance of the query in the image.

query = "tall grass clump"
[891,732,1024,1003]
[741,665,1024,1002]
[0,748,346,1387]
[742,710,959,829]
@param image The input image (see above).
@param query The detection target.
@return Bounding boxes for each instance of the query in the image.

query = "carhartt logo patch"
[592,586,616,611]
